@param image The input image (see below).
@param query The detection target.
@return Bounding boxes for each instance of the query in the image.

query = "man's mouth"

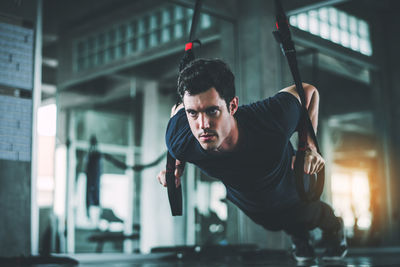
[199,133,216,141]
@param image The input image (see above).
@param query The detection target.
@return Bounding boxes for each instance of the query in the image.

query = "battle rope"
[273,0,325,202]
[166,0,203,216]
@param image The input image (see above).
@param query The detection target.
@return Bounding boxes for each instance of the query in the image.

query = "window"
[331,169,372,236]
[37,104,57,206]
[73,4,215,72]
[290,7,372,56]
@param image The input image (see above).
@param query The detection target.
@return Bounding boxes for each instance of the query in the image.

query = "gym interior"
[0,0,399,266]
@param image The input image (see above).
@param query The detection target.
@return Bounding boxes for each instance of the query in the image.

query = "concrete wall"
[386,12,400,242]
[139,81,186,253]
[371,9,400,243]
[0,161,32,256]
[0,0,39,257]
[228,0,290,249]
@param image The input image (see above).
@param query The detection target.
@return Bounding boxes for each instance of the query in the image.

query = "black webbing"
[273,0,324,202]
[166,0,203,216]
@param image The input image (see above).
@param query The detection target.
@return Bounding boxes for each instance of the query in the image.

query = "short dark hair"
[177,58,236,107]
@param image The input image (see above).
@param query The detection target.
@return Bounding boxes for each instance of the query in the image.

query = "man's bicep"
[279,83,317,109]
[279,85,301,104]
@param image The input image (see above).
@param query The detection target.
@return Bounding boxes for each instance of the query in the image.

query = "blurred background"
[0,0,399,259]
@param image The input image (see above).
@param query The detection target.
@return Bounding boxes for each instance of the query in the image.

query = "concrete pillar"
[370,9,400,243]
[0,0,41,257]
[140,81,185,253]
[237,0,281,105]
[384,13,400,242]
[229,0,290,249]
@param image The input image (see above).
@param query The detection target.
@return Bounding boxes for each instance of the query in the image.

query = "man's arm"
[157,103,186,187]
[171,103,184,117]
[280,83,319,135]
[280,83,324,174]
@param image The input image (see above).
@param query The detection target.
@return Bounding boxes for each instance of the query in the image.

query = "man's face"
[183,87,237,151]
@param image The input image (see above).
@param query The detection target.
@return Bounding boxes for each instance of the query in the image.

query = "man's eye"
[187,110,197,117]
[207,109,218,116]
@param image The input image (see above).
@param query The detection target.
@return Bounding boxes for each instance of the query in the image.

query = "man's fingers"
[317,163,324,173]
[175,159,186,181]
[174,163,184,188]
[158,168,183,188]
[175,176,181,188]
[157,170,167,187]
[303,149,326,175]
[174,167,182,178]
[316,159,325,174]
[304,156,312,174]
[310,158,325,175]
[310,157,319,174]
[175,160,185,175]
[311,164,318,175]
[291,156,296,170]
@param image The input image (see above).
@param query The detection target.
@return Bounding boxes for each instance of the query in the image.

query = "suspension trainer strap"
[166,0,203,216]
[272,0,324,202]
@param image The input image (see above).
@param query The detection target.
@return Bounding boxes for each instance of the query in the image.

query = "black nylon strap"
[273,0,324,202]
[189,0,203,42]
[166,0,203,216]
[166,153,182,215]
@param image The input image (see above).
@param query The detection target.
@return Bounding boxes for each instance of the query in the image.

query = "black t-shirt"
[166,92,302,213]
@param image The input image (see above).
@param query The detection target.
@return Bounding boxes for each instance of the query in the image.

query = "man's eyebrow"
[185,105,220,113]
[205,106,220,112]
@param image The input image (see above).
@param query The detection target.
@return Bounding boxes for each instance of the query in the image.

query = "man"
[157,58,347,261]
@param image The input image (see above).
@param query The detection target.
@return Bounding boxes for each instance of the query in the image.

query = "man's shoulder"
[239,92,300,112]
[165,108,204,161]
[236,92,301,131]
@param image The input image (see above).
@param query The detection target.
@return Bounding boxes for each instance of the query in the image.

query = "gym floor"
[5,247,397,267]
[77,249,400,267]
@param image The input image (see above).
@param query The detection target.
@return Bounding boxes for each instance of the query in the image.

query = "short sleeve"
[272,92,302,136]
[165,108,204,161]
[242,92,302,139]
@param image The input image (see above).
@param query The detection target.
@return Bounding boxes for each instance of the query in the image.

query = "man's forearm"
[305,87,320,150]
[279,83,320,149]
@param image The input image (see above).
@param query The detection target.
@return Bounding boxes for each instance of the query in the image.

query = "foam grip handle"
[166,153,183,216]
[293,150,325,202]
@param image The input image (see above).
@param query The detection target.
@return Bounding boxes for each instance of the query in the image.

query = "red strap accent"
[298,146,307,152]
[276,20,290,30]
[185,42,193,51]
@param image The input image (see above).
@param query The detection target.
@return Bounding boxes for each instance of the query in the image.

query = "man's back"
[166,92,302,212]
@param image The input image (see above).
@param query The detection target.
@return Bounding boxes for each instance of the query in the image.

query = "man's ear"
[229,96,239,115]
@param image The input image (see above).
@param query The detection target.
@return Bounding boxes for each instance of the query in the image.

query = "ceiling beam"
[283,0,349,16]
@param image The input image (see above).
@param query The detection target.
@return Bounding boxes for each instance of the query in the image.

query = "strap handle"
[166,0,203,216]
[273,0,324,202]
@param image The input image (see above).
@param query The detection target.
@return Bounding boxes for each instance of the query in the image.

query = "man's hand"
[292,147,325,175]
[171,103,184,117]
[157,159,185,188]
[303,147,325,175]
[157,103,186,188]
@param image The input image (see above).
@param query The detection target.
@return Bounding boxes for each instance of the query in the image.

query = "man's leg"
[239,205,317,261]
[316,202,347,260]
[284,201,347,260]
[283,223,315,262]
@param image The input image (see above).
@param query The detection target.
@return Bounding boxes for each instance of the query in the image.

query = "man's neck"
[216,117,240,152]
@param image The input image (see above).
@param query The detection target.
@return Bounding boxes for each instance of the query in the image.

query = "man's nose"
[199,113,210,129]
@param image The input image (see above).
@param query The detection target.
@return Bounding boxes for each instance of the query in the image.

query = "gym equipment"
[166,0,203,216]
[272,0,325,202]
